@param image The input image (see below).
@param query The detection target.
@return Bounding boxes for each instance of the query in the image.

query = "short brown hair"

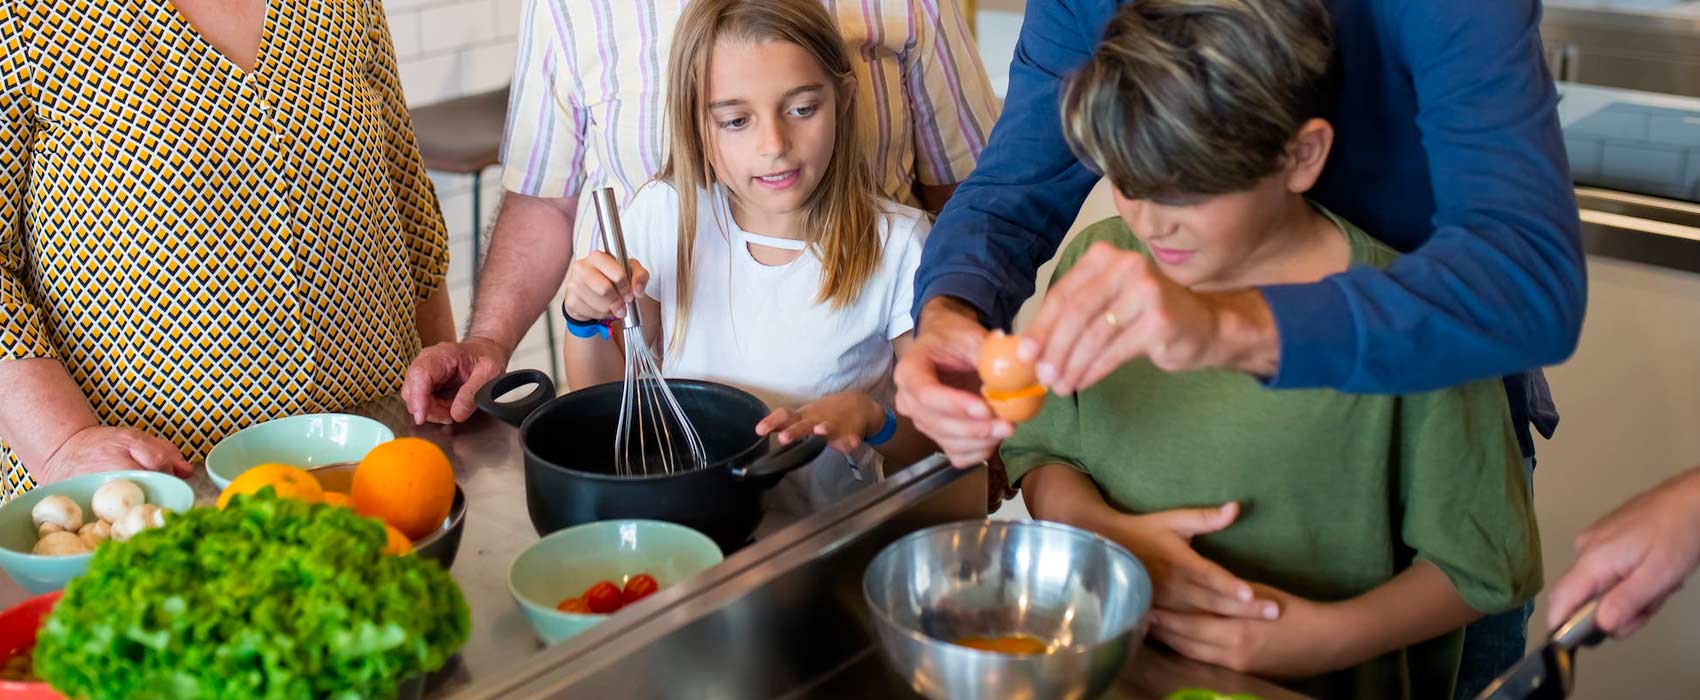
[1061,0,1333,200]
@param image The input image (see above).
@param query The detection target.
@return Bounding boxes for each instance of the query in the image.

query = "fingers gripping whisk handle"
[591,187,642,330]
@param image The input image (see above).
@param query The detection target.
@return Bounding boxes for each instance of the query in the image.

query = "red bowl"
[0,591,63,699]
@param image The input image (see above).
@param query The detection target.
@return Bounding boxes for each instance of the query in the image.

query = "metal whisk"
[591,187,710,476]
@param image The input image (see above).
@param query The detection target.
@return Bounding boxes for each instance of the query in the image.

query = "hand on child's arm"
[1104,503,1280,620]
[1149,584,1347,678]
[756,391,884,454]
[562,252,649,322]
[1023,465,1276,620]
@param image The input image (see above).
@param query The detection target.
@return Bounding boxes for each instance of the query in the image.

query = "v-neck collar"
[161,0,274,79]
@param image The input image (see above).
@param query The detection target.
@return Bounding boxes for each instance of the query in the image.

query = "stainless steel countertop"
[0,398,545,696]
[0,397,1308,699]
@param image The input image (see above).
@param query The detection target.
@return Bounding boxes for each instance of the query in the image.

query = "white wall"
[1534,256,1700,698]
[389,0,519,107]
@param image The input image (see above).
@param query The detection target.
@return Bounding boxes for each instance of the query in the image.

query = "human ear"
[1284,118,1334,193]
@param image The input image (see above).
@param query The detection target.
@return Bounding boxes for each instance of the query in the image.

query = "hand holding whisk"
[588,187,710,476]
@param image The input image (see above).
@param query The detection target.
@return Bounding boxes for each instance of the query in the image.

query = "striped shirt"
[500,0,1000,250]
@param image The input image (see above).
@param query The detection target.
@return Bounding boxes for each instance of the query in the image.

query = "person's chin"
[1159,264,1212,288]
[758,191,810,215]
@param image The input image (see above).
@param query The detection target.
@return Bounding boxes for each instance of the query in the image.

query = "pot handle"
[731,435,828,481]
[475,370,555,428]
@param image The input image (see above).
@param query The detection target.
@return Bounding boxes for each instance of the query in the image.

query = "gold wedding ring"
[1103,310,1120,327]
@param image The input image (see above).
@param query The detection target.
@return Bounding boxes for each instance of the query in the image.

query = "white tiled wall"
[388,0,562,379]
[390,0,518,106]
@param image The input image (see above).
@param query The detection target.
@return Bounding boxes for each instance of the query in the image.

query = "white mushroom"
[31,496,83,534]
[92,480,144,523]
[38,523,65,536]
[32,530,90,556]
[77,520,111,549]
[111,504,164,543]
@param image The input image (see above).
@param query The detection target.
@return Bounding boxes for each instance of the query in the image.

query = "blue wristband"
[867,405,898,446]
[562,302,611,340]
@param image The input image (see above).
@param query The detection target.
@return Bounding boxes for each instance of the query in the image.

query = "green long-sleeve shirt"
[1002,210,1541,700]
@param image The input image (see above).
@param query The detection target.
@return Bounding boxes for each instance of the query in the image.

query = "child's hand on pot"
[756,392,884,454]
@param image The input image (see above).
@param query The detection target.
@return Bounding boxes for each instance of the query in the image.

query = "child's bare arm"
[1327,561,1482,664]
[860,335,938,466]
[1149,561,1482,678]
[1022,462,1121,530]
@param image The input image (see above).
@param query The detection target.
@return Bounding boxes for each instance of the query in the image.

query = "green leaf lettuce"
[35,489,469,700]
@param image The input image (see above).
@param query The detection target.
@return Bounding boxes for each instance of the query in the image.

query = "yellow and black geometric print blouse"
[0,0,450,501]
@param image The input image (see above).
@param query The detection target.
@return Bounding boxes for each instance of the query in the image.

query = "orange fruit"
[382,523,413,556]
[351,438,455,540]
[321,492,353,509]
[218,463,324,509]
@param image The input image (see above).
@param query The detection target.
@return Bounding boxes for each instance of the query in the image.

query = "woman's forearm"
[0,358,101,470]
[415,284,456,348]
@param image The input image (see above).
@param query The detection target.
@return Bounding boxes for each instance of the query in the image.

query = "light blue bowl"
[508,520,723,644]
[0,471,196,593]
[205,414,394,490]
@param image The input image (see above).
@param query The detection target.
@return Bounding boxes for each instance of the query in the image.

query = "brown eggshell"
[978,331,1038,393]
[982,385,1046,423]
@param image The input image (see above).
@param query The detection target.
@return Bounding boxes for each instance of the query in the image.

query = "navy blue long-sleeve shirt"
[914,0,1585,453]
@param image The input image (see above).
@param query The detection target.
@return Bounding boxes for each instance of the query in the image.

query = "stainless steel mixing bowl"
[863,519,1152,700]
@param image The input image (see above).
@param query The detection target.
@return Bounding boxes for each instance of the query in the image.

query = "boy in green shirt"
[1000,1,1541,698]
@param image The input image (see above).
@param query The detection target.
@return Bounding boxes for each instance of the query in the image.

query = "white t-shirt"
[618,182,927,516]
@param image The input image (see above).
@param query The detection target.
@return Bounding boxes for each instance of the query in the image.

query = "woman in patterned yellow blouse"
[0,0,452,500]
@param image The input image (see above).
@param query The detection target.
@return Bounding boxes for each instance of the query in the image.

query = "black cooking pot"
[476,369,826,552]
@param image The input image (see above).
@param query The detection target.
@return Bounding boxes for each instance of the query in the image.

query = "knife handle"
[1552,599,1606,649]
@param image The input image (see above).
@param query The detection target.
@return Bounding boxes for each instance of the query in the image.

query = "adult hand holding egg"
[1020,242,1279,396]
[894,298,1011,467]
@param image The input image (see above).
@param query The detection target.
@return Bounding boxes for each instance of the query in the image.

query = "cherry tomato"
[582,581,624,614]
[622,574,659,604]
[555,597,590,614]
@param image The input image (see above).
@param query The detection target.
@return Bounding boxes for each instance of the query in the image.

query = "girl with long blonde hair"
[559,0,936,512]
